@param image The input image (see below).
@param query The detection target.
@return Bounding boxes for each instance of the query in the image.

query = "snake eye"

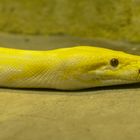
[110,58,119,67]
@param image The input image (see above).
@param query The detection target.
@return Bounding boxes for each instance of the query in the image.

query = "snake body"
[0,46,140,90]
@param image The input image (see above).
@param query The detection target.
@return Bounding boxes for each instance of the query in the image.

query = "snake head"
[58,46,140,89]
[72,47,140,88]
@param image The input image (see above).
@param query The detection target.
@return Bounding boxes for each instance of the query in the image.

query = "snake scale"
[0,46,140,90]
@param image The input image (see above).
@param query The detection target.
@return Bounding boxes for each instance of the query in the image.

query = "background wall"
[0,0,139,42]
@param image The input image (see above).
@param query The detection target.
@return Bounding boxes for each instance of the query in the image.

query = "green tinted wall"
[0,0,139,42]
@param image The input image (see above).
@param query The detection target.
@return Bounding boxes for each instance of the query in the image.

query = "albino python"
[0,46,140,90]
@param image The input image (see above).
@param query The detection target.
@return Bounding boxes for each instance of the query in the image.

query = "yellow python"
[0,46,140,90]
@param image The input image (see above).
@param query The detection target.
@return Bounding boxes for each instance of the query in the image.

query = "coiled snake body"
[0,46,140,90]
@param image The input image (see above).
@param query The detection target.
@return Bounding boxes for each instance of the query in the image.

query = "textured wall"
[0,0,139,42]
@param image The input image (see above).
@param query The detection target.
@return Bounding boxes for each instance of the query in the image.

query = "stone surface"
[0,88,140,140]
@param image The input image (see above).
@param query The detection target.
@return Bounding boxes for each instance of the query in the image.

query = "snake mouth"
[98,70,140,86]
[107,68,140,82]
[99,79,139,87]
